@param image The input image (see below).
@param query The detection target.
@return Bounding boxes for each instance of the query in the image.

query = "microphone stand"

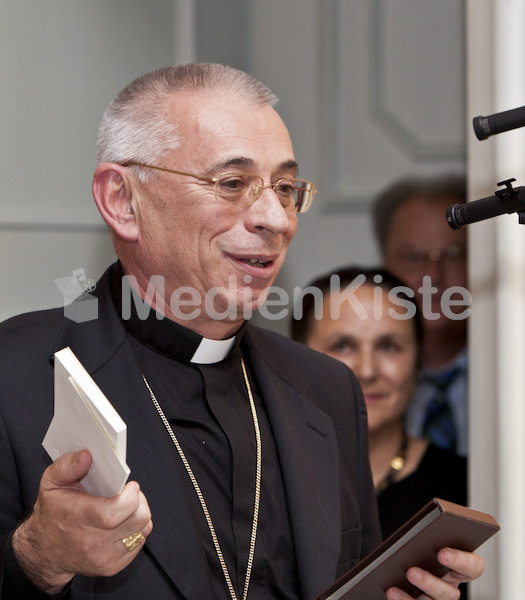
[447,178,525,229]
[492,179,525,225]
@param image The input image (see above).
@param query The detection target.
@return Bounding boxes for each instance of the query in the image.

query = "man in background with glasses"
[373,175,469,458]
[0,65,481,599]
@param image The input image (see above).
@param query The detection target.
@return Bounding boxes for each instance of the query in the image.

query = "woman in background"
[291,266,467,540]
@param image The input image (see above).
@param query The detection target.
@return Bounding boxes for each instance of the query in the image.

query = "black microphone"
[446,180,525,230]
[473,105,525,140]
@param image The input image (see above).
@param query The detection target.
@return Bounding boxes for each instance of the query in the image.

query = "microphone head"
[446,204,465,230]
[473,115,491,140]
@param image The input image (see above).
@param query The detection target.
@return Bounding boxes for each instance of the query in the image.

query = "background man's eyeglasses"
[122,161,317,213]
[395,244,467,267]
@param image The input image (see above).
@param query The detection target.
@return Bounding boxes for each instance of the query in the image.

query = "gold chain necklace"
[142,358,261,600]
[375,431,409,494]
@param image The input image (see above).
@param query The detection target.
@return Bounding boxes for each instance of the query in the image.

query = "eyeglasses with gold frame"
[122,161,317,213]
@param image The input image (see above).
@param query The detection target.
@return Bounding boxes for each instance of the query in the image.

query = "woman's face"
[306,284,418,432]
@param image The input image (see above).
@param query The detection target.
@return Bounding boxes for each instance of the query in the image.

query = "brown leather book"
[316,498,500,600]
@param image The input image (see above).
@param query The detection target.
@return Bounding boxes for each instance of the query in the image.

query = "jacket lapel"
[243,332,341,599]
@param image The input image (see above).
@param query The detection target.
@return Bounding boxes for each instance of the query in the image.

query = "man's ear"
[92,163,140,242]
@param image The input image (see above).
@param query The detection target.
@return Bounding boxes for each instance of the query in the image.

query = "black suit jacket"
[0,266,380,599]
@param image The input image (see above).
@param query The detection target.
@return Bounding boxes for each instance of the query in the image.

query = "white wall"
[0,0,177,320]
[467,1,525,598]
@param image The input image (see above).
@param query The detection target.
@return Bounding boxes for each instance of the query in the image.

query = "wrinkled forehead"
[165,89,283,132]
[165,89,295,170]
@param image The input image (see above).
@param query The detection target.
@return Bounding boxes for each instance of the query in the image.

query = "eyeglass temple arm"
[121,161,216,184]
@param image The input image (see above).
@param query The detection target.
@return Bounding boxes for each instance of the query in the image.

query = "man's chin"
[203,291,269,322]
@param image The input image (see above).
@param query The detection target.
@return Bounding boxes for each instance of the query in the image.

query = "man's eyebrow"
[280,160,299,176]
[207,157,299,176]
[208,157,255,173]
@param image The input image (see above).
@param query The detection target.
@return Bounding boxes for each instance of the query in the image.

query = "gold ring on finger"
[122,530,145,552]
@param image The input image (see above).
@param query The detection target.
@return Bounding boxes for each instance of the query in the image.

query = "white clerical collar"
[190,335,237,364]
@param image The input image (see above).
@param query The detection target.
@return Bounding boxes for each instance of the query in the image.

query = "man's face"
[383,195,468,328]
[131,90,299,327]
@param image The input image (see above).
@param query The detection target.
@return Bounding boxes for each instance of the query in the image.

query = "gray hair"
[372,173,467,256]
[96,63,279,180]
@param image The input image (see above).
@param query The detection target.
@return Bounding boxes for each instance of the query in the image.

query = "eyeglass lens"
[215,173,314,213]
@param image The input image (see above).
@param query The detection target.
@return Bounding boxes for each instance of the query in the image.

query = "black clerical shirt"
[113,274,300,599]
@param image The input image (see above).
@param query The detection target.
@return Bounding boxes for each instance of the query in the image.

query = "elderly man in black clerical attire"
[0,63,483,600]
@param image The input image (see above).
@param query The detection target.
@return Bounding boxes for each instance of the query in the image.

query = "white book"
[42,346,130,497]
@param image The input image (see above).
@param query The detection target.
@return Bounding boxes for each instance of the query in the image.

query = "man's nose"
[423,253,447,285]
[247,186,295,235]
